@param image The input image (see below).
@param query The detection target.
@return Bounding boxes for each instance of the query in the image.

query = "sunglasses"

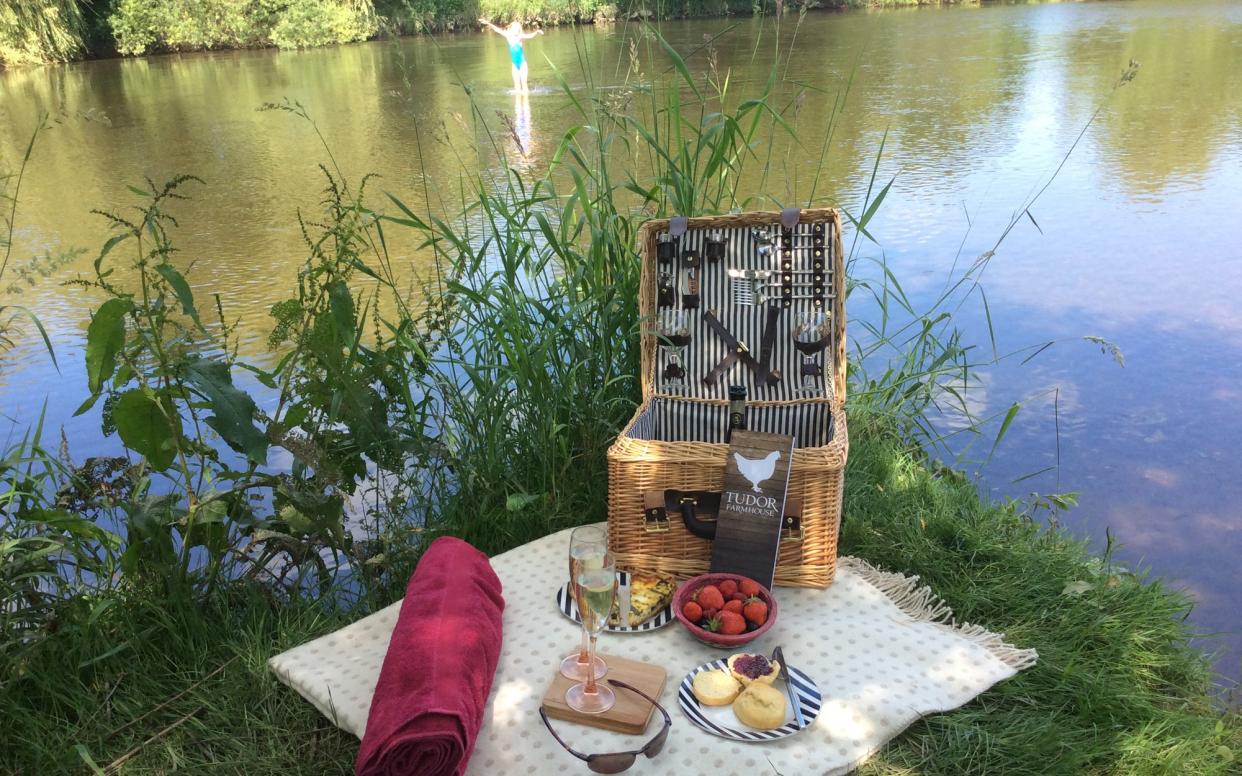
[539,678,672,774]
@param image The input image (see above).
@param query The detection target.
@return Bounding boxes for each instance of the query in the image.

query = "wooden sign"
[710,430,795,589]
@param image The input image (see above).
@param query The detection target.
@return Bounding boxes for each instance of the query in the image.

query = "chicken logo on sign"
[733,451,780,493]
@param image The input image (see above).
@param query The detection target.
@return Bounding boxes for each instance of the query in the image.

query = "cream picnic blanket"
[269,524,1036,775]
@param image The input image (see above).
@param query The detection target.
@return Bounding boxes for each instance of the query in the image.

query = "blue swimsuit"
[508,39,526,69]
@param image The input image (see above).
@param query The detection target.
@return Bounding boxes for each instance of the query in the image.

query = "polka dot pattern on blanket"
[268,525,1035,776]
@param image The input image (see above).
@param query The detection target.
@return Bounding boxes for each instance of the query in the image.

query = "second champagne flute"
[560,525,608,681]
[566,551,618,714]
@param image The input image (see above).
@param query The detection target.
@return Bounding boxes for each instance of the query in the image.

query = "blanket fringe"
[839,556,1039,672]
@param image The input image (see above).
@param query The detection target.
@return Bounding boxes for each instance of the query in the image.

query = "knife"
[619,581,632,628]
[772,646,806,729]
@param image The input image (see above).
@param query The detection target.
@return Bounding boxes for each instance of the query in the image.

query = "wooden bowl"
[672,572,778,649]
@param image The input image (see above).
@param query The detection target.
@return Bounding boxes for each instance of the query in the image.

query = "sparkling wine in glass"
[559,526,609,681]
[565,554,618,714]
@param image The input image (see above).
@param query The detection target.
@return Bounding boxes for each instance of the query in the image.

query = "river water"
[2,0,1240,680]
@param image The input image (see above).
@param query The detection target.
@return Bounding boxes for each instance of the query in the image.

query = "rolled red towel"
[356,536,505,776]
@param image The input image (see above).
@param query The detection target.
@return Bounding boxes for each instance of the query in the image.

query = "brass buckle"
[643,492,670,533]
[781,498,804,541]
[644,507,670,532]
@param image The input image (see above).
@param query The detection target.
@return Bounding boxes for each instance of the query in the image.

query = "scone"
[727,653,780,686]
[692,669,742,706]
[732,682,787,730]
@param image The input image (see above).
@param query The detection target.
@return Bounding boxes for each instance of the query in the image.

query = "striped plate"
[554,571,675,634]
[678,658,822,741]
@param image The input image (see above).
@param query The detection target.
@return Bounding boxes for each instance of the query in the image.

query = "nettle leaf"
[23,509,122,550]
[183,499,230,555]
[184,521,228,556]
[280,505,314,535]
[120,494,181,577]
[84,298,131,398]
[277,483,345,546]
[184,356,268,465]
[1062,580,1093,598]
[155,263,202,327]
[193,498,229,524]
[327,279,356,346]
[505,492,541,512]
[113,388,181,471]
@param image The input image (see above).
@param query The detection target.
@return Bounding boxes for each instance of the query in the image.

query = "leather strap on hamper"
[756,305,783,382]
[702,310,783,387]
[682,249,701,309]
[644,490,804,541]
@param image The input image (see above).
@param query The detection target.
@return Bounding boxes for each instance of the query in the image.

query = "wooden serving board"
[541,653,667,735]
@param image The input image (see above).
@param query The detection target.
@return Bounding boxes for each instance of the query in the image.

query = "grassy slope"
[2,418,1237,774]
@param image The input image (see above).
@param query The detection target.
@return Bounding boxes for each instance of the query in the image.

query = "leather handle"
[642,490,805,541]
[679,499,717,540]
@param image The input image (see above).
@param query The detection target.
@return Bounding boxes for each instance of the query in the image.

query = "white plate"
[554,571,674,634]
[678,657,822,741]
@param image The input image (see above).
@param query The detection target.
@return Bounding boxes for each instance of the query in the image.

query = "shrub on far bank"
[3,0,957,64]
[108,0,377,55]
[0,0,86,66]
[271,0,378,48]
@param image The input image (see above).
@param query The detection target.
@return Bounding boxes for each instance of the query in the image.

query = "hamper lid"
[637,208,847,406]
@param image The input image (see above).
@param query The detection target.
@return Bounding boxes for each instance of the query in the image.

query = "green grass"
[2,418,1237,774]
[841,415,1241,775]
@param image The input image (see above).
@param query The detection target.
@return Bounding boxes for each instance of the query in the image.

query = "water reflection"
[2,0,1241,678]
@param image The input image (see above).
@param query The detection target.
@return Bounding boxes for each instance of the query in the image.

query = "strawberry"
[696,584,725,611]
[702,615,721,633]
[718,579,739,598]
[723,599,743,614]
[738,578,761,598]
[702,607,719,620]
[729,591,747,602]
[683,601,703,622]
[742,596,768,626]
[718,610,746,635]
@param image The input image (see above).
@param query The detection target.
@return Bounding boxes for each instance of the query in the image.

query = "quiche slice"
[609,574,675,627]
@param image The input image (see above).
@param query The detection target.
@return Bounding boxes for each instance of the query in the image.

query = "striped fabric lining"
[626,397,833,450]
[652,219,836,403]
[676,658,823,741]
[553,571,675,633]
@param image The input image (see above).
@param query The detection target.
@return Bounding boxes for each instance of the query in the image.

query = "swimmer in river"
[479,18,544,95]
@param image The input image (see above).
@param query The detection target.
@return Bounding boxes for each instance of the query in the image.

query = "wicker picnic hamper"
[606,208,848,588]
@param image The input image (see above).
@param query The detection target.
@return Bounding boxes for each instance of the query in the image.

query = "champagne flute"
[559,526,609,681]
[565,551,617,714]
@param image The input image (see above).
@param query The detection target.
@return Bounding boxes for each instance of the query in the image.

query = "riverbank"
[3,418,1238,773]
[1,0,975,67]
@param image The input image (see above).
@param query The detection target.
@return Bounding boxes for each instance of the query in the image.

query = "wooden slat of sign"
[709,430,795,589]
